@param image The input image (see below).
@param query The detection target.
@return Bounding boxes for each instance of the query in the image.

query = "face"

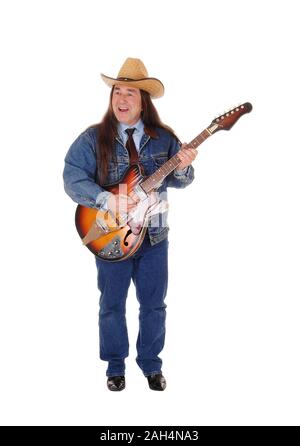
[112,85,142,126]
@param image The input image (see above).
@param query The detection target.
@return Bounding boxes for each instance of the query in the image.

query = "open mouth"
[118,107,129,113]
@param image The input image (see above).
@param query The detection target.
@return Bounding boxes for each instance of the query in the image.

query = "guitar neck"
[140,101,253,194]
[141,127,213,194]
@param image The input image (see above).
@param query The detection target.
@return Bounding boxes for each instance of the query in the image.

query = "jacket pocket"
[154,155,168,168]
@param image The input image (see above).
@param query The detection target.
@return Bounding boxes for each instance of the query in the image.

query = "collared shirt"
[118,119,144,151]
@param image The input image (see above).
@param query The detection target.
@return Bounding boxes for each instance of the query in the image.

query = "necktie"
[125,128,139,165]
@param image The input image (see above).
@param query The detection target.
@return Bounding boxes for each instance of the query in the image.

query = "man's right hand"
[107,193,137,217]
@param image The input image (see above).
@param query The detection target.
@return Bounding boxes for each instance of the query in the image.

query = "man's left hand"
[175,143,198,171]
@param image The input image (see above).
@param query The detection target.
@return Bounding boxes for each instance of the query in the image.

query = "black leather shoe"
[107,375,125,391]
[147,373,167,391]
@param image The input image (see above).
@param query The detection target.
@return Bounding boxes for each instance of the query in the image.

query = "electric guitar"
[75,102,252,261]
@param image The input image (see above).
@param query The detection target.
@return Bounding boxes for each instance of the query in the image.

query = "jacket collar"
[144,126,159,139]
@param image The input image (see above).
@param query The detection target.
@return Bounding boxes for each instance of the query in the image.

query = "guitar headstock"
[207,102,252,134]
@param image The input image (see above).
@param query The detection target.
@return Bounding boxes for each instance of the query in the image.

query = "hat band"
[117,77,135,81]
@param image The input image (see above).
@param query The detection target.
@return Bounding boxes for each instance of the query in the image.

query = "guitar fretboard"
[141,128,211,194]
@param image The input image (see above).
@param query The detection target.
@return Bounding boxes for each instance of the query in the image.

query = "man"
[63,58,197,391]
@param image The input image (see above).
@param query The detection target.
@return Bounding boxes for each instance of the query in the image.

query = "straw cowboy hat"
[101,58,164,99]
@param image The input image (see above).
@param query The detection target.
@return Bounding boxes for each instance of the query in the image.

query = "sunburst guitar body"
[75,164,152,261]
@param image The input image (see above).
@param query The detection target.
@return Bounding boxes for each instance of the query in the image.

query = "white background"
[0,0,299,426]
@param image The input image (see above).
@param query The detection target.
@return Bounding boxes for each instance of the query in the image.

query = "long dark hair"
[91,87,179,185]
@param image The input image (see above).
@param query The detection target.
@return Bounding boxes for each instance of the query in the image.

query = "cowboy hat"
[101,58,164,99]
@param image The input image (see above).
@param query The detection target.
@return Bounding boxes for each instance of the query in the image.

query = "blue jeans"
[95,233,168,377]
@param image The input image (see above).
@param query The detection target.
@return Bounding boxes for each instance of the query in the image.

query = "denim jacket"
[63,125,195,245]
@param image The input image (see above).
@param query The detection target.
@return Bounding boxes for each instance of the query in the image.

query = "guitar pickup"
[133,183,148,200]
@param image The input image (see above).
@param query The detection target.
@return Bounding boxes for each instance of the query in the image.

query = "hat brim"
[101,74,164,99]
